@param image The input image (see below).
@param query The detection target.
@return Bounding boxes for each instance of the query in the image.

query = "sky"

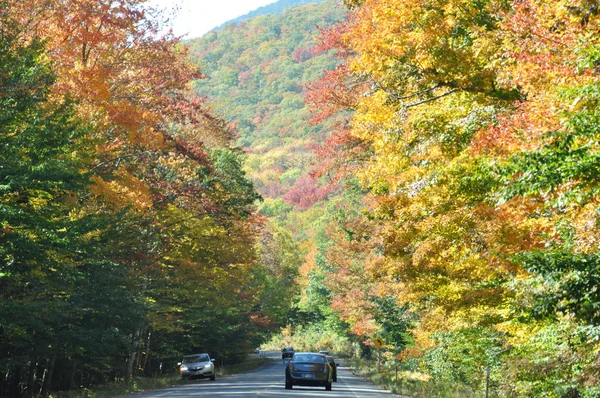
[151,0,278,39]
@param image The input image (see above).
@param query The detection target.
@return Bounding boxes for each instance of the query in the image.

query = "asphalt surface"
[128,351,395,397]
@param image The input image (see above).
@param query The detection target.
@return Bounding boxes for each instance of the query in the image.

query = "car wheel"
[210,375,216,381]
[285,377,293,389]
[325,381,332,391]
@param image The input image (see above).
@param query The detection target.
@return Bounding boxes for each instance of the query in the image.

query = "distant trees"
[188,0,344,204]
[188,4,348,358]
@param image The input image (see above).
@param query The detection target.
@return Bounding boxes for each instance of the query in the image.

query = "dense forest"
[0,0,294,396]
[307,0,600,396]
[193,0,600,397]
[2,0,600,397]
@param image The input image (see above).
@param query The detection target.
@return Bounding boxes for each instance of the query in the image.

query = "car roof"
[293,352,326,356]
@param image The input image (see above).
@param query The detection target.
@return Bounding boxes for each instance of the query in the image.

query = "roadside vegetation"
[48,354,272,398]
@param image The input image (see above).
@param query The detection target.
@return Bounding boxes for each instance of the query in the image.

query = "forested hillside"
[218,0,327,29]
[189,0,344,202]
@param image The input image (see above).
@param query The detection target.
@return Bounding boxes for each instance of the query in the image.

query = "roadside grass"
[50,355,273,398]
[49,375,181,398]
[347,357,500,398]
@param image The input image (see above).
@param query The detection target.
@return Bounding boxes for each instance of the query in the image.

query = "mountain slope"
[188,0,345,205]
[219,0,328,30]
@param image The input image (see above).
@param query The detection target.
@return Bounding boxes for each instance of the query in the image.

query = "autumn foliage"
[306,0,600,395]
[0,1,283,396]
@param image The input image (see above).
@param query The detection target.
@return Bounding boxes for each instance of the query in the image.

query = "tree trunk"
[125,326,146,385]
[11,366,21,398]
[141,327,152,376]
[25,359,36,398]
[0,366,7,397]
[67,359,77,391]
[40,355,56,397]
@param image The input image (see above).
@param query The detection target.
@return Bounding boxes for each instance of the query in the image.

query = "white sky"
[151,0,278,39]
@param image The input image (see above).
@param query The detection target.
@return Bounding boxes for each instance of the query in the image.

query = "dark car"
[325,355,338,382]
[281,347,295,360]
[285,352,333,391]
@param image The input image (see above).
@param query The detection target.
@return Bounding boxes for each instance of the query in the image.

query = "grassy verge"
[346,357,498,398]
[50,355,273,398]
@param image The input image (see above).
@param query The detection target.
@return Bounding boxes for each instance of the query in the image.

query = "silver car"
[178,353,216,380]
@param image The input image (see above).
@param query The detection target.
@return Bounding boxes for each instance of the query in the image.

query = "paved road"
[128,352,395,397]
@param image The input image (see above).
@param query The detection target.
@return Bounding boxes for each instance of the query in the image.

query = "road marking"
[340,365,362,398]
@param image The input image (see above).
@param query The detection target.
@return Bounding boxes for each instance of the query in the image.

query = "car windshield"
[293,354,326,363]
[182,354,209,363]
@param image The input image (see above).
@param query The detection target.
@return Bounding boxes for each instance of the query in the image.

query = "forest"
[305,0,600,396]
[0,0,296,396]
[1,0,600,397]
[192,0,600,396]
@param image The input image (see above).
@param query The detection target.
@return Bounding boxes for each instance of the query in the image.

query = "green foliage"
[500,83,600,207]
[257,197,293,217]
[253,227,303,326]
[263,323,353,355]
[372,297,412,353]
[348,357,489,398]
[515,250,600,325]
[422,328,505,388]
[0,25,152,395]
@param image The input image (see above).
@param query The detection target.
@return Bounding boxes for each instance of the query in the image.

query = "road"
[128,351,395,397]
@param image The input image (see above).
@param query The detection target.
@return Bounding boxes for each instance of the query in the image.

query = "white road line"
[340,366,362,398]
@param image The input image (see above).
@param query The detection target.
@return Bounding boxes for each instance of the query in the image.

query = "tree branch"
[404,89,459,108]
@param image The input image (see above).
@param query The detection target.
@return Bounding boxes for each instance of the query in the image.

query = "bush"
[262,324,353,356]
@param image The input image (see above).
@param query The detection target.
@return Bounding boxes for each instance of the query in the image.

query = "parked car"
[285,352,333,391]
[318,350,329,355]
[178,353,216,381]
[325,355,339,382]
[281,347,295,360]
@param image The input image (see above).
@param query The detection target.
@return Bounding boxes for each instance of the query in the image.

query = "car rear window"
[293,354,326,363]
[183,354,209,363]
